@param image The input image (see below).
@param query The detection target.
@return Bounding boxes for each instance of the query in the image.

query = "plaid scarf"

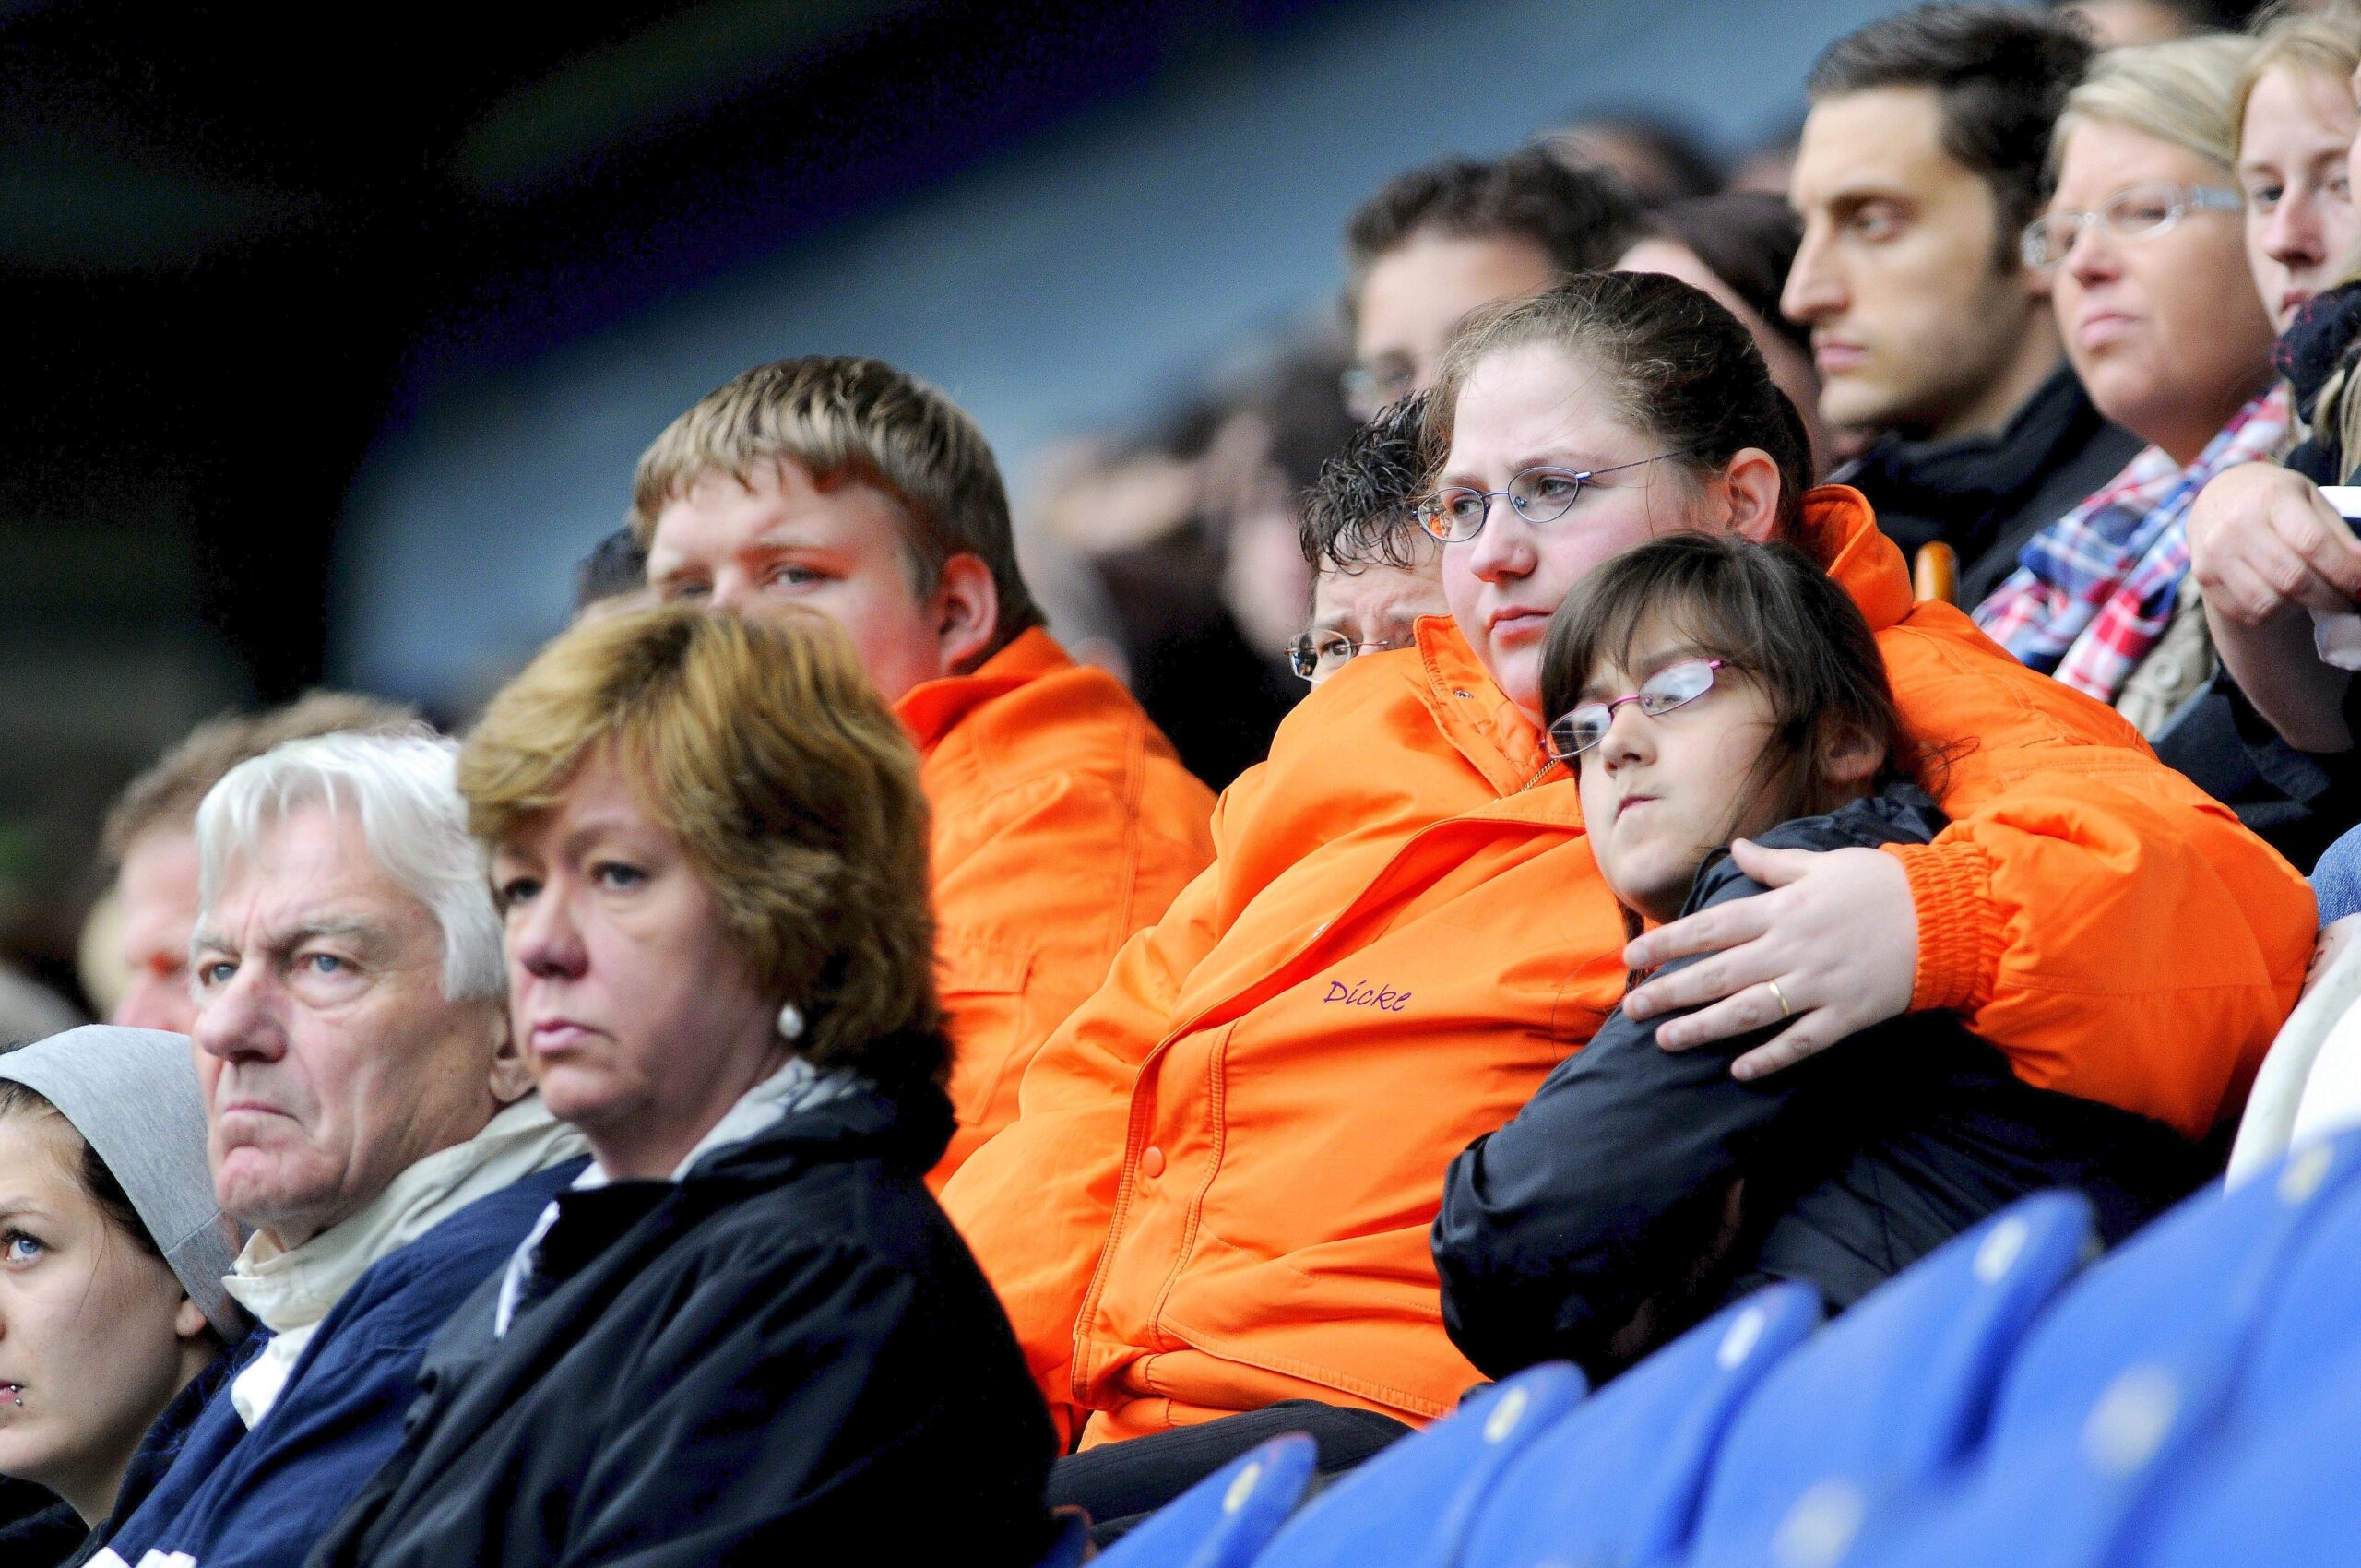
[1974,384,2290,705]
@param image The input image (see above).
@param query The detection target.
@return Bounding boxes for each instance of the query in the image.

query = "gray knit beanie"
[0,1025,248,1340]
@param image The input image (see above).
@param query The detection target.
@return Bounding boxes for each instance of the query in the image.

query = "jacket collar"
[1796,482,1915,635]
[894,627,1069,753]
[222,1095,585,1427]
[1407,484,1907,801]
[688,1063,956,1185]
[1410,616,1553,800]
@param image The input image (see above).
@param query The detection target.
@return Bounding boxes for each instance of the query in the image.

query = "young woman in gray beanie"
[0,1025,248,1563]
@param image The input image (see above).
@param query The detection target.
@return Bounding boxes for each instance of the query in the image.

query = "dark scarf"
[2274,280,2361,423]
[1839,364,2113,549]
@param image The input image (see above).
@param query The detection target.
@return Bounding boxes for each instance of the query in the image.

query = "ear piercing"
[777,1002,805,1042]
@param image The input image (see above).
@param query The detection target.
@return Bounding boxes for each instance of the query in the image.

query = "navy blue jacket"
[90,1158,585,1568]
[1433,786,2208,1383]
[306,1076,1057,1568]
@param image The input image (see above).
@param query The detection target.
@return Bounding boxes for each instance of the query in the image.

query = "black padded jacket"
[1433,785,2209,1384]
[307,1073,1057,1568]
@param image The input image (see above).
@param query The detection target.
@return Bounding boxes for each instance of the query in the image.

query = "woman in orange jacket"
[941,271,2316,1521]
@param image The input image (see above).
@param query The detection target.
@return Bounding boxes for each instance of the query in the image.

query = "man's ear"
[932,552,1001,674]
[1722,447,1786,544]
[486,1010,534,1106]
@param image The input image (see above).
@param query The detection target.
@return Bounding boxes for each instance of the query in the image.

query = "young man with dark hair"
[1785,2,2142,604]
[1317,154,1636,675]
[635,355,1216,1182]
[1341,148,1640,420]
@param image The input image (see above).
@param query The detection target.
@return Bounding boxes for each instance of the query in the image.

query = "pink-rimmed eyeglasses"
[1546,659,1733,761]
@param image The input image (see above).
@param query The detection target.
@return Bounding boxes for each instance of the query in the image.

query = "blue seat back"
[1685,1192,2095,1564]
[2138,1348,2361,1568]
[2237,1145,2361,1418]
[1256,1361,1584,1568]
[1988,1134,2361,1447]
[1842,1345,2236,1568]
[1834,1139,2361,1568]
[1460,1283,1820,1568]
[1095,1432,1319,1568]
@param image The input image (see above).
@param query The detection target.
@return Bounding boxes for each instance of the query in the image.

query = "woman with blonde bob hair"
[1975,33,2288,738]
[313,605,1055,1567]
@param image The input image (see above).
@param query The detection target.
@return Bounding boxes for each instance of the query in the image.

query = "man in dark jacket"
[306,1080,1056,1567]
[1432,787,2207,1383]
[1785,5,2142,604]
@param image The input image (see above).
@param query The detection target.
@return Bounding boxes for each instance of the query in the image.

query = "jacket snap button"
[1141,1146,1167,1178]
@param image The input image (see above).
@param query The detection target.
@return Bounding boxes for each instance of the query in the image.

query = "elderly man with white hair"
[89,732,587,1568]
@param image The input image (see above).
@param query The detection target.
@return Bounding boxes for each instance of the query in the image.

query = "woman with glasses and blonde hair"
[1974,34,2288,737]
[311,606,1054,1566]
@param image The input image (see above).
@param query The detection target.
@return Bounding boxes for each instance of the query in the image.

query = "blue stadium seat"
[2135,1348,2361,1568]
[1094,1433,1319,1568]
[1035,1506,1092,1568]
[2102,1148,2361,1566]
[1845,1344,2236,1568]
[1983,1136,2361,1444]
[2235,1148,2361,1416]
[1836,1133,2361,1568]
[1680,1192,2096,1568]
[1253,1361,1585,1568]
[1458,1283,1820,1568]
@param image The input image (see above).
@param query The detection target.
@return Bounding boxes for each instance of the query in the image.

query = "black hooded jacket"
[1839,365,2142,609]
[306,1076,1057,1568]
[1432,786,2208,1384]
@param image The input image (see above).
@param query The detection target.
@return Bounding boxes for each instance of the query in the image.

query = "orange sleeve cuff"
[1886,838,2002,1016]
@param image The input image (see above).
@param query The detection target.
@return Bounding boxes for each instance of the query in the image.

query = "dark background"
[0,0,1358,985]
[1,0,1896,1004]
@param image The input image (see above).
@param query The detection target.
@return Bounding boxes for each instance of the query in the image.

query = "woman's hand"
[1620,840,1917,1080]
[2189,464,2361,753]
[2188,462,2361,625]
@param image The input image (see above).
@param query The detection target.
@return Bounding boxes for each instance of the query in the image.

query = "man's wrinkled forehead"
[196,806,422,953]
[191,909,391,963]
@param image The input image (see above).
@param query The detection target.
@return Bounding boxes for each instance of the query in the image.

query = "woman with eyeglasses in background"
[1974,34,2287,739]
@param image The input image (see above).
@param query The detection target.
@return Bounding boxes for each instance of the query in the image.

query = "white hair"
[194,730,505,1004]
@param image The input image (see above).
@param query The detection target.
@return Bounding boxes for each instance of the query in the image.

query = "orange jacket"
[939,488,2314,1446]
[898,627,1216,1185]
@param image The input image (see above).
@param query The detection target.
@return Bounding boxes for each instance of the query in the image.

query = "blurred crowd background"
[0,0,2245,1017]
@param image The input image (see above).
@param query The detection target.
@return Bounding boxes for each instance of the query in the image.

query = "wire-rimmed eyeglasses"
[1287,629,1410,683]
[1546,659,1733,761]
[2020,182,2242,271]
[1415,450,1695,544]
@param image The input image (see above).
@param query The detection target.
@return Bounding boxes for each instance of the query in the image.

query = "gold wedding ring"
[1766,978,1793,1021]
